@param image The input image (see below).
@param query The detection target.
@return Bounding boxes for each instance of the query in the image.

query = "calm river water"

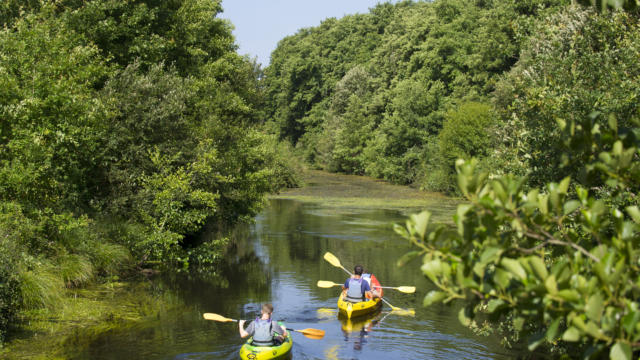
[59,198,519,359]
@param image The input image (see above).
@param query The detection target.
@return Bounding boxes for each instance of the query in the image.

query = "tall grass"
[84,241,131,276]
[58,254,94,287]
[18,266,64,310]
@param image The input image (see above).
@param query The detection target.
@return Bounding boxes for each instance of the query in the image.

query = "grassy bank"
[0,278,183,360]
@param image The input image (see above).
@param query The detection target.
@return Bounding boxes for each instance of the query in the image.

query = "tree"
[494,8,640,187]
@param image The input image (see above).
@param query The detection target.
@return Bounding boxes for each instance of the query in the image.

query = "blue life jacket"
[346,277,365,302]
[251,318,274,346]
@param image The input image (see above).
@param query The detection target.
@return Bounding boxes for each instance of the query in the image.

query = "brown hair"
[354,265,363,275]
[261,303,273,314]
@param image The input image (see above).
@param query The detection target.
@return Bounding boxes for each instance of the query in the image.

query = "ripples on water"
[64,199,518,360]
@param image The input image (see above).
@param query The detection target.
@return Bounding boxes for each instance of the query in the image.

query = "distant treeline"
[0,0,298,343]
[264,0,640,192]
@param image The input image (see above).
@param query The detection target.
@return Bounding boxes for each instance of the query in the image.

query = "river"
[4,172,521,359]
[69,197,520,359]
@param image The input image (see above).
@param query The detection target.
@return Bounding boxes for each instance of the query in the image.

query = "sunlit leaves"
[423,290,447,306]
[397,132,640,358]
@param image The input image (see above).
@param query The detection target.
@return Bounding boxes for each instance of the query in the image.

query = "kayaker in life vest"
[342,265,380,303]
[361,269,382,299]
[239,303,287,346]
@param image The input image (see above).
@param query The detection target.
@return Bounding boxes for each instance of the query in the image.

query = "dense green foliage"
[265,0,571,187]
[398,116,639,359]
[382,2,640,360]
[0,0,297,344]
[494,9,640,186]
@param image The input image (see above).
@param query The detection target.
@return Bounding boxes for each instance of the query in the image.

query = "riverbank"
[271,170,459,221]
[0,278,184,359]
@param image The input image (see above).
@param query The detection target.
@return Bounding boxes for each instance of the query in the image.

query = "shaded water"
[54,198,518,359]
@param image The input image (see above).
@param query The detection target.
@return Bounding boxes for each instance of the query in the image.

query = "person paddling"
[239,303,287,346]
[342,265,380,302]
[361,268,382,298]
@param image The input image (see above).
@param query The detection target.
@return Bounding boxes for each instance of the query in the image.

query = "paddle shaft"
[202,314,323,338]
[379,296,397,310]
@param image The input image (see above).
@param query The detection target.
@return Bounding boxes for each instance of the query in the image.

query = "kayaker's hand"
[239,320,245,328]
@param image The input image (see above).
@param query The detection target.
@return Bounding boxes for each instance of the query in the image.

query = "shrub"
[438,102,497,169]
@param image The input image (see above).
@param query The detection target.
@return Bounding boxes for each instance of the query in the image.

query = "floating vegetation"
[2,279,185,359]
[271,170,459,221]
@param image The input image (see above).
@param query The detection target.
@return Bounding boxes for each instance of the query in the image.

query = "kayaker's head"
[354,265,363,277]
[261,303,274,319]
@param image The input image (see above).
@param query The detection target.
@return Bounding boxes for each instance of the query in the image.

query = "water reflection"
[36,198,520,360]
[339,310,383,352]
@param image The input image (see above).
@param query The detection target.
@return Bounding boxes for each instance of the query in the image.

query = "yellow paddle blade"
[297,328,326,338]
[202,313,235,322]
[287,327,326,339]
[317,280,340,288]
[323,252,342,268]
[396,286,416,294]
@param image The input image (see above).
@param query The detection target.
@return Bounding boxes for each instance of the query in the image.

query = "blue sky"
[220,0,399,66]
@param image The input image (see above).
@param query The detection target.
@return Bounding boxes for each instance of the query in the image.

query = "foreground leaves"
[398,112,640,358]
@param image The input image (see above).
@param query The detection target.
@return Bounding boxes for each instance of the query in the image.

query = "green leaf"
[576,186,589,203]
[493,268,511,290]
[562,327,580,342]
[501,258,527,281]
[546,318,561,342]
[608,115,618,133]
[397,251,421,267]
[411,211,431,239]
[487,299,505,313]
[421,259,443,282]
[423,291,448,307]
[529,256,548,281]
[480,246,503,264]
[458,307,471,327]
[563,200,581,215]
[626,206,640,224]
[622,304,640,334]
[621,222,635,240]
[539,194,549,215]
[610,342,631,360]
[544,275,558,294]
[585,293,603,323]
[558,176,571,194]
[557,289,580,302]
[613,141,623,156]
[393,223,410,239]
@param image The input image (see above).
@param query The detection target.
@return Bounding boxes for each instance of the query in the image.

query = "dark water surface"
[69,199,518,360]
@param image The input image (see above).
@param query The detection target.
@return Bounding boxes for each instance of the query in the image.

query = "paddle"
[322,251,416,316]
[317,280,415,294]
[202,313,325,339]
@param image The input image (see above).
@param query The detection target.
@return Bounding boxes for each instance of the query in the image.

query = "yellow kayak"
[337,293,382,319]
[238,321,292,360]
